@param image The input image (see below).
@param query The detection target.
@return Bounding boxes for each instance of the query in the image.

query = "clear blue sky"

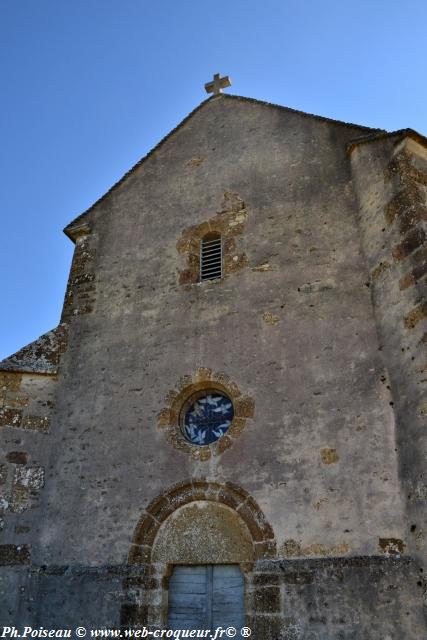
[1,0,427,360]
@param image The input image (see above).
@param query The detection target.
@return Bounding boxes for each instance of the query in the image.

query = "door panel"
[168,566,209,629]
[212,565,245,630]
[168,565,244,632]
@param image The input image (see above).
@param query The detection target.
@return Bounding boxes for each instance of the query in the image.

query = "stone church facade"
[0,91,426,638]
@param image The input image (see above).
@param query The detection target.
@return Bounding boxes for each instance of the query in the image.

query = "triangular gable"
[64,94,381,241]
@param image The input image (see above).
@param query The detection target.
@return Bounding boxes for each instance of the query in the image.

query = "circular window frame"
[179,388,234,447]
[157,370,255,461]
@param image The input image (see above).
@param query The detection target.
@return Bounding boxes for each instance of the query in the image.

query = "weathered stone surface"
[0,463,7,484]
[392,226,426,261]
[0,373,22,391]
[6,451,28,465]
[21,415,50,433]
[404,301,427,329]
[251,585,281,612]
[350,134,427,581]
[0,325,67,375]
[371,260,391,281]
[319,448,339,464]
[378,537,405,555]
[0,544,31,565]
[1,96,426,635]
[61,233,97,321]
[0,407,22,427]
[152,501,254,563]
[384,184,424,225]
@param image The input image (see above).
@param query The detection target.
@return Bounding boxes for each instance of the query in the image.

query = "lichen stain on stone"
[0,544,31,565]
[197,305,230,322]
[320,448,339,464]
[61,234,96,322]
[0,407,22,428]
[281,539,301,557]
[384,184,424,226]
[404,302,427,329]
[14,465,44,490]
[0,373,22,392]
[298,280,334,294]
[392,227,426,262]
[384,150,427,188]
[371,261,391,282]
[0,324,68,375]
[409,483,427,502]
[5,451,28,465]
[195,367,212,382]
[224,252,249,274]
[303,542,349,556]
[418,402,427,417]
[413,529,425,551]
[8,466,45,513]
[157,408,176,428]
[262,311,280,325]
[234,396,255,418]
[0,464,7,484]
[314,497,329,510]
[252,262,273,272]
[9,484,30,513]
[378,538,405,555]
[186,157,203,167]
[21,415,50,433]
[5,394,30,409]
[280,538,349,558]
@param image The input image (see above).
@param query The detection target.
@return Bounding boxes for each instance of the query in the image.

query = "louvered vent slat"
[200,236,222,282]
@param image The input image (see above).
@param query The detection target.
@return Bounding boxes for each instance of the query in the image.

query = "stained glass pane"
[183,392,234,445]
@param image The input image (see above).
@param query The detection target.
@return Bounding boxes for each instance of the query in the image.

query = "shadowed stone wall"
[350,135,427,572]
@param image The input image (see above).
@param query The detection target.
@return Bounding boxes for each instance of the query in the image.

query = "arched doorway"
[123,481,276,630]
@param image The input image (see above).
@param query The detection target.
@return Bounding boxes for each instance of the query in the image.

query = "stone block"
[6,451,28,465]
[0,407,22,428]
[21,415,50,433]
[0,373,22,392]
[0,544,31,565]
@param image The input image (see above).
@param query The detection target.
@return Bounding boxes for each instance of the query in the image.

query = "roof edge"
[347,128,427,154]
[0,324,68,376]
[63,96,214,239]
[223,94,381,132]
[64,93,383,239]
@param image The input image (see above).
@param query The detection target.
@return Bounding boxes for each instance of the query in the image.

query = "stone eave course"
[64,93,381,241]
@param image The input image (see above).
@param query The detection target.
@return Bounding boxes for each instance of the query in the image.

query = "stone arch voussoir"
[128,480,276,564]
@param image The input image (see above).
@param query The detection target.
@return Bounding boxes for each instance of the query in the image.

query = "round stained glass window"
[182,391,234,446]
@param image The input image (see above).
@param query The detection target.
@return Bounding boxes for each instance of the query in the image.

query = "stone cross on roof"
[205,73,232,96]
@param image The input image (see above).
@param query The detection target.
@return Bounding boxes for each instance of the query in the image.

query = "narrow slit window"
[200,234,222,282]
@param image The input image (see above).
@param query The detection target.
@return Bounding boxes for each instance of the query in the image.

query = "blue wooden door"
[168,565,244,632]
[212,565,245,631]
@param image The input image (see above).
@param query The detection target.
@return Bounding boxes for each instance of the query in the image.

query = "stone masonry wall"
[0,371,56,570]
[2,558,425,639]
[350,136,427,574]
[39,98,407,567]
[1,97,425,634]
